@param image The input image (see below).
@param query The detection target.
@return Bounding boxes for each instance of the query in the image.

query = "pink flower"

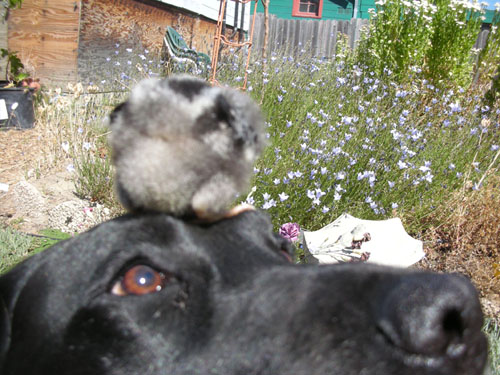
[279,222,301,242]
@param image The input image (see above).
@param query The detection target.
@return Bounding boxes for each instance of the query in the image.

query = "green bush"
[357,0,486,87]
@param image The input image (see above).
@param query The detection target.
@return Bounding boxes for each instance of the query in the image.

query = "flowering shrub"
[225,49,500,234]
[357,0,488,87]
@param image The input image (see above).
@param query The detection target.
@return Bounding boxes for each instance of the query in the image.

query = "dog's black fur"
[0,211,488,374]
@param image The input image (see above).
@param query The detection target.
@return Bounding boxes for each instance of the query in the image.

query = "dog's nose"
[375,273,484,357]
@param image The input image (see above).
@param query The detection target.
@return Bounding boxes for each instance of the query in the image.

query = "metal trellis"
[210,0,259,90]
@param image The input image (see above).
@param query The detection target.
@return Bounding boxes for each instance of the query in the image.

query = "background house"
[254,0,362,21]
[253,0,496,24]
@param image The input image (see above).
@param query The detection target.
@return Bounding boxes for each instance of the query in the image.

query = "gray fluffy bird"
[108,75,265,219]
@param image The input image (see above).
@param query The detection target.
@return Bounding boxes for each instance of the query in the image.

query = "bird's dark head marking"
[214,94,235,128]
[109,101,128,124]
[167,77,209,101]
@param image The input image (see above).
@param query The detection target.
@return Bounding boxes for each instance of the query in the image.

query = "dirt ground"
[0,126,498,320]
[0,126,109,234]
[0,126,47,186]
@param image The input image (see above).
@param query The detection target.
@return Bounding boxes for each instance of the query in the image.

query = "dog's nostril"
[441,308,468,357]
[442,308,464,339]
[375,274,483,358]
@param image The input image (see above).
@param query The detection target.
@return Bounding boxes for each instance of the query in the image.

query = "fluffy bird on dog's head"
[108,75,265,220]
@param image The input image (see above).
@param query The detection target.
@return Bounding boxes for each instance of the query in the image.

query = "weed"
[31,228,72,254]
[421,175,500,300]
[484,318,500,375]
[74,140,116,206]
[0,227,32,274]
[0,227,73,274]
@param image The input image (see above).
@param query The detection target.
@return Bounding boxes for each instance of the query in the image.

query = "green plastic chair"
[164,26,211,68]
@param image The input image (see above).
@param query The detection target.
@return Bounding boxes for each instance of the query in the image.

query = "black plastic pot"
[0,82,35,129]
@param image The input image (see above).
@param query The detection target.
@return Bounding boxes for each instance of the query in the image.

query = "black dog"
[0,211,488,374]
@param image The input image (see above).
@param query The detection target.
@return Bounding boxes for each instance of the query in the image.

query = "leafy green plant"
[74,143,117,207]
[484,318,500,375]
[0,0,30,86]
[357,0,435,81]
[0,48,28,84]
[31,229,72,254]
[0,227,73,274]
[3,0,23,15]
[0,227,32,274]
[357,0,487,87]
[425,0,484,85]
[0,48,28,82]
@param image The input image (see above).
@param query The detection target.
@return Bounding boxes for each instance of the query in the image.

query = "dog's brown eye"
[112,265,167,296]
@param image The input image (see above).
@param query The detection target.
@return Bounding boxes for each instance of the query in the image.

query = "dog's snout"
[375,273,484,357]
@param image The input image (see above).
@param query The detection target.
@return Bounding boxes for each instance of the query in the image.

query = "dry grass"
[34,87,123,172]
[420,174,500,314]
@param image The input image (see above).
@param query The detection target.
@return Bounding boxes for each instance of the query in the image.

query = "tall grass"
[34,85,126,210]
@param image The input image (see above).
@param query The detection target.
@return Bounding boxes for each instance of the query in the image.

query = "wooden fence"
[252,13,491,58]
[252,14,368,58]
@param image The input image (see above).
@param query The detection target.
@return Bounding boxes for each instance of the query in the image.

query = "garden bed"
[0,126,498,321]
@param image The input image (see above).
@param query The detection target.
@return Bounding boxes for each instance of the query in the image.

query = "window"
[292,0,323,19]
[337,7,352,15]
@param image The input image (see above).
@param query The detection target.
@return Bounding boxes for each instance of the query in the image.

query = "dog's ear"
[0,257,45,371]
[0,290,10,371]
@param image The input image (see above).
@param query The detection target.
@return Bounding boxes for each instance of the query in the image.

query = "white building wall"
[161,0,251,30]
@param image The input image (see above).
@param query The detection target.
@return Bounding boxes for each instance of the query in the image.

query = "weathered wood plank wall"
[7,0,80,86]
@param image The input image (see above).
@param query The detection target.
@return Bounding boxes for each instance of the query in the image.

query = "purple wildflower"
[279,222,301,242]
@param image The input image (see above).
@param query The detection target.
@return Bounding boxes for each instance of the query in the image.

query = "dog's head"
[0,211,488,375]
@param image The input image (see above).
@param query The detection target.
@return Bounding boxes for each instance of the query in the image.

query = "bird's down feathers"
[108,75,265,219]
